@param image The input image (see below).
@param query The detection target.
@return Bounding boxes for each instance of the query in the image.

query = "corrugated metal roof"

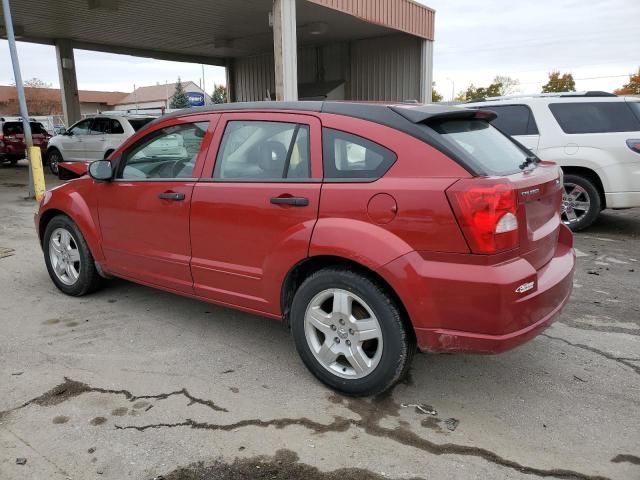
[308,0,434,40]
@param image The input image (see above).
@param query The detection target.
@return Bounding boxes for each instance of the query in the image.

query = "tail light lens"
[626,139,640,154]
[446,179,519,254]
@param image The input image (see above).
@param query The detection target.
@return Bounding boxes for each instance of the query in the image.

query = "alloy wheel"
[561,182,591,225]
[48,227,81,286]
[304,288,383,379]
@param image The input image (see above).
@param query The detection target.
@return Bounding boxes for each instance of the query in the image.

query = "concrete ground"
[0,160,638,480]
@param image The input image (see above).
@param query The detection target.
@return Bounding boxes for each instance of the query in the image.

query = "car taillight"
[627,139,640,154]
[446,179,519,254]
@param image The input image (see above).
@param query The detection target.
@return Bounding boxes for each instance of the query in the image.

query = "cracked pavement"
[1,162,639,480]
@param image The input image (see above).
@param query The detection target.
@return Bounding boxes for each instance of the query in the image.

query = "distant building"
[0,85,127,117]
[114,81,211,111]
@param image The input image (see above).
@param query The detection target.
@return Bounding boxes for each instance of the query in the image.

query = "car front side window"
[69,119,92,136]
[117,121,209,180]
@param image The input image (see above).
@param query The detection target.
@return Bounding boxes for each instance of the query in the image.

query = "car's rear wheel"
[43,215,103,296]
[47,148,62,175]
[561,174,601,231]
[291,268,414,396]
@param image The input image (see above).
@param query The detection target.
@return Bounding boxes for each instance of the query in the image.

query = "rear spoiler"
[390,105,497,124]
[58,161,90,180]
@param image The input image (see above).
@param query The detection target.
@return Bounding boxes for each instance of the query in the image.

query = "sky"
[1,0,639,99]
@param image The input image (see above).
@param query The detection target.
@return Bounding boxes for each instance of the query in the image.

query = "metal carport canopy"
[0,0,434,65]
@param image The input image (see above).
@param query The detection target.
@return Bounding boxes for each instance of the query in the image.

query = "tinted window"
[110,119,124,134]
[214,121,311,180]
[69,119,92,135]
[89,118,109,134]
[128,118,154,131]
[549,102,640,134]
[117,121,209,180]
[322,128,396,180]
[2,122,48,135]
[430,120,528,175]
[486,105,539,136]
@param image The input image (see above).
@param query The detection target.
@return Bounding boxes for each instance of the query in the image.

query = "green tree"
[614,67,640,95]
[541,71,576,93]
[212,84,227,104]
[169,78,191,109]
[432,87,443,103]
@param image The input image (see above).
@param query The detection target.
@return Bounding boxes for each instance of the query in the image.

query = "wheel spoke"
[65,263,79,281]
[566,208,578,221]
[54,259,66,275]
[567,185,580,198]
[60,230,71,248]
[317,341,338,365]
[332,290,352,317]
[353,318,380,341]
[573,201,590,211]
[50,240,63,255]
[345,345,370,376]
[68,248,80,263]
[307,307,333,335]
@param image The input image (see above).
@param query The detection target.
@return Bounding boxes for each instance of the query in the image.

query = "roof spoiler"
[390,105,497,124]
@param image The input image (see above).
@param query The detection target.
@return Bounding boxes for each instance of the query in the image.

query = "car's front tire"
[43,215,103,296]
[47,148,63,175]
[291,268,414,396]
[562,174,602,231]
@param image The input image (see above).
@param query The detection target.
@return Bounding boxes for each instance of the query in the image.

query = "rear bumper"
[379,225,576,354]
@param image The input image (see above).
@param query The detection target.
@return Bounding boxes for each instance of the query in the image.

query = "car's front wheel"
[43,215,103,296]
[291,268,414,396]
[47,148,63,175]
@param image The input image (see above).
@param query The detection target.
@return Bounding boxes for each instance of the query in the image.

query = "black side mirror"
[88,160,113,181]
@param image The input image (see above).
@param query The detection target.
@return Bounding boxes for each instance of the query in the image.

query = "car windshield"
[128,118,154,131]
[428,120,530,175]
[2,122,48,135]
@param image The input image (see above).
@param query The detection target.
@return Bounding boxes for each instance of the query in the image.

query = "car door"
[484,105,541,153]
[60,119,92,161]
[84,117,109,160]
[190,112,323,315]
[96,116,216,293]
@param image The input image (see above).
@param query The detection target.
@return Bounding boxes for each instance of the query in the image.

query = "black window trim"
[321,127,398,183]
[211,119,313,182]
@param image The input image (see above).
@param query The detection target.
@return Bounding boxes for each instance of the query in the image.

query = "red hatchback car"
[36,102,575,395]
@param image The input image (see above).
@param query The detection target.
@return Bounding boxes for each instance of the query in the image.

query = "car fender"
[38,182,105,263]
[309,218,413,271]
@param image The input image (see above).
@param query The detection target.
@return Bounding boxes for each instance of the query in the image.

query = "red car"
[0,119,50,164]
[35,102,575,395]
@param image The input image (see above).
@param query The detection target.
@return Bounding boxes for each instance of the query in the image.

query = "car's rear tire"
[43,215,103,296]
[562,174,602,231]
[47,148,62,175]
[290,268,414,396]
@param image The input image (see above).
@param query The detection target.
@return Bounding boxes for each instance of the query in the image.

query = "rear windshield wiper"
[519,155,540,170]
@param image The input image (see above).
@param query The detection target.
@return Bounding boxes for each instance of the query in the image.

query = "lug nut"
[339,319,345,325]
[346,340,351,346]
[331,325,337,331]
[335,337,340,344]
[349,329,354,335]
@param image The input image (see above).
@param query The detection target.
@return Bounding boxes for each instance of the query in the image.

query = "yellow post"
[28,146,46,202]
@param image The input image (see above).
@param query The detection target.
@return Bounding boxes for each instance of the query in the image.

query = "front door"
[60,118,92,161]
[190,113,323,315]
[97,118,214,293]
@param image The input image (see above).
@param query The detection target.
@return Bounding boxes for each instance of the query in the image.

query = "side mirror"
[88,160,113,181]
[58,127,67,135]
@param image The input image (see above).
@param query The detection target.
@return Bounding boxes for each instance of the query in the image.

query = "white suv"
[46,115,155,174]
[466,93,640,230]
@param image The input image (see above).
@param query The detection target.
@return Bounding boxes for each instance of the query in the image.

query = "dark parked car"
[36,102,575,395]
[0,118,50,164]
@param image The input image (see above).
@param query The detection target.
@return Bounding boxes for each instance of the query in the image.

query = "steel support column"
[420,39,434,104]
[55,39,81,126]
[272,0,298,101]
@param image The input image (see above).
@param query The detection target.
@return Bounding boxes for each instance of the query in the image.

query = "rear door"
[190,112,322,315]
[84,117,109,160]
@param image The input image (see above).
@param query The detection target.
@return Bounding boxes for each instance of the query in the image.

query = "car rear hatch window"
[2,122,49,136]
[128,118,154,131]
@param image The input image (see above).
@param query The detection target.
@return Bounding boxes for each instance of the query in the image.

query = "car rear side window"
[484,105,539,136]
[430,120,528,175]
[214,121,311,181]
[549,102,640,134]
[322,128,396,180]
